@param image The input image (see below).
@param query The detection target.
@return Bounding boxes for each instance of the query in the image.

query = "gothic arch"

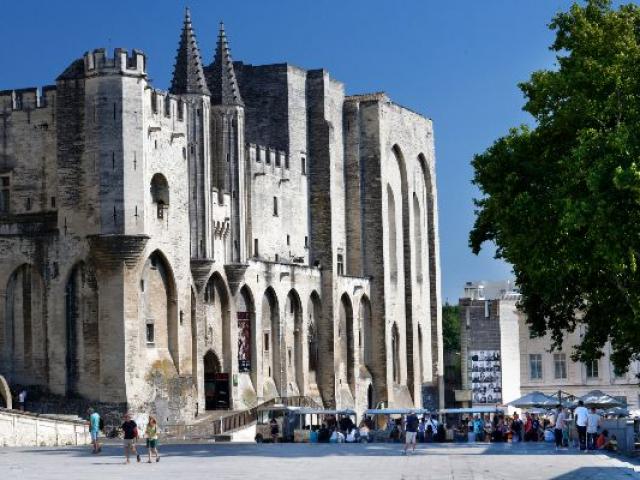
[391,322,401,385]
[306,291,321,388]
[285,289,304,395]
[65,261,100,397]
[386,184,398,287]
[338,293,355,395]
[141,250,178,369]
[418,152,439,385]
[413,192,423,282]
[391,144,414,399]
[261,287,281,397]
[237,285,256,387]
[203,272,231,372]
[2,264,46,386]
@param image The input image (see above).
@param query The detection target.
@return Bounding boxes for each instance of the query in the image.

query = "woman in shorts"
[145,416,160,463]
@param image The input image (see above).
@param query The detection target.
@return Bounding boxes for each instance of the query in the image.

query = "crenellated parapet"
[246,143,289,173]
[147,88,187,123]
[0,86,56,111]
[83,48,146,78]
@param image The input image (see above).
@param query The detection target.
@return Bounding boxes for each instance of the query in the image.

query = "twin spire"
[170,8,243,106]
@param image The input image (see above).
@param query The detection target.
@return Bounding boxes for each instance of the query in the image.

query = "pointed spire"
[209,21,244,106]
[170,8,211,96]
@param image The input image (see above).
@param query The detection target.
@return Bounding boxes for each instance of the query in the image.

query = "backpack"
[99,417,105,432]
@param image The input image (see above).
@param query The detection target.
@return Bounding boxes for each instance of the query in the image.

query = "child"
[145,416,160,463]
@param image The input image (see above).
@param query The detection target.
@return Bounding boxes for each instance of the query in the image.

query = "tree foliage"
[442,303,461,352]
[470,0,640,371]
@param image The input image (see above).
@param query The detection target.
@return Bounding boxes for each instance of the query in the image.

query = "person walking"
[511,413,523,443]
[88,408,102,454]
[145,416,160,463]
[586,407,601,451]
[417,416,426,443]
[574,400,589,451]
[18,389,27,411]
[403,411,419,455]
[554,406,567,451]
[121,413,140,464]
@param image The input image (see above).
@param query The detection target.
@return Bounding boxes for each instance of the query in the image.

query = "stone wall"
[0,409,90,447]
[0,25,444,422]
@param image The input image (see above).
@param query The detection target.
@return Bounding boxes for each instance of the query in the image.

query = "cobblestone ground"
[1,442,638,480]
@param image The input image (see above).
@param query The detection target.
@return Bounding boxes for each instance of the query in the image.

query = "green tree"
[470,0,640,371]
[442,303,461,352]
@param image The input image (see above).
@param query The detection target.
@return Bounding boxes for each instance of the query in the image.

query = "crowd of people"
[448,401,618,453]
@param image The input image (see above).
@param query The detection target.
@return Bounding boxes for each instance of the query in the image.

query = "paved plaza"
[1,442,639,480]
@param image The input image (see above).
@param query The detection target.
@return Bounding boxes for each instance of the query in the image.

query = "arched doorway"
[367,383,374,410]
[339,293,355,395]
[203,350,228,410]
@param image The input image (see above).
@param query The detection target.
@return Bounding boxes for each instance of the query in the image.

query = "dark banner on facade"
[238,312,251,372]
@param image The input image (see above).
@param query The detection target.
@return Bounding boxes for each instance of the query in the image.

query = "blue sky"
[1,0,592,302]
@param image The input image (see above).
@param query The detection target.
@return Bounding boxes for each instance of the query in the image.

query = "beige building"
[0,11,443,422]
[519,319,640,410]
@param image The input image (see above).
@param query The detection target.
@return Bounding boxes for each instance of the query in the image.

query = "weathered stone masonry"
[0,10,443,422]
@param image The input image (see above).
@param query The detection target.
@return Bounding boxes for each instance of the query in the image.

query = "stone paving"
[1,442,638,480]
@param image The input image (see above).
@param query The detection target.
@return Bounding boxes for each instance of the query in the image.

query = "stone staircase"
[163,396,321,442]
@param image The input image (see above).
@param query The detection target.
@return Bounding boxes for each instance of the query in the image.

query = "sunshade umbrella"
[579,390,625,408]
[602,407,628,417]
[508,391,556,408]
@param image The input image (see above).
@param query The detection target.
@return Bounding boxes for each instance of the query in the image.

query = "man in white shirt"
[574,400,589,451]
[586,407,601,451]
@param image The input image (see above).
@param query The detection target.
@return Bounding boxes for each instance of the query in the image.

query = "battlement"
[246,144,288,169]
[83,48,146,77]
[148,88,185,122]
[0,86,56,111]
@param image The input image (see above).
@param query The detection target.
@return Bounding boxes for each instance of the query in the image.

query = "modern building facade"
[0,10,443,421]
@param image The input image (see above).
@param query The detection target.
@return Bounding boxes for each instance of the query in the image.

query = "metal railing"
[212,396,320,436]
[162,396,321,440]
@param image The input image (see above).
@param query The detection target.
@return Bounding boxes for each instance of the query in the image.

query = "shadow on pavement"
[12,442,635,461]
